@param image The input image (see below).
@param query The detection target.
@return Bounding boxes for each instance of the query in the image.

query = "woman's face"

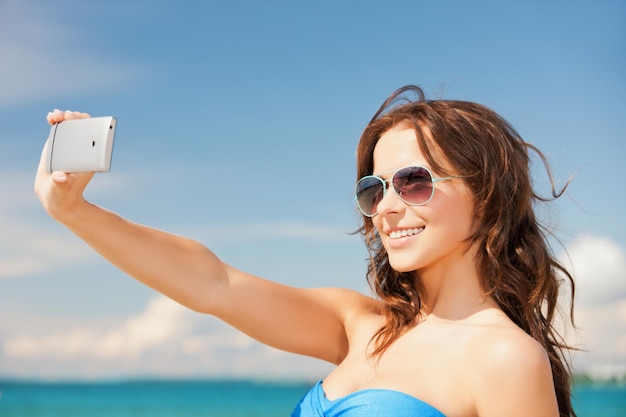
[370,125,475,275]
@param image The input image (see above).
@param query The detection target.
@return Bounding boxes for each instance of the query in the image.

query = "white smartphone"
[45,116,117,173]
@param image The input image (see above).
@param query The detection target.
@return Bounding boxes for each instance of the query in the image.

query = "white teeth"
[389,227,424,239]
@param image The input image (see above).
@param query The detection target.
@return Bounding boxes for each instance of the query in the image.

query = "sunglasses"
[355,165,464,217]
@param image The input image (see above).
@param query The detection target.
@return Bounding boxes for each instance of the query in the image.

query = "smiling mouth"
[389,227,424,239]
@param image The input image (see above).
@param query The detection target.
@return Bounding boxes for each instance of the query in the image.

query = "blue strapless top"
[291,380,446,416]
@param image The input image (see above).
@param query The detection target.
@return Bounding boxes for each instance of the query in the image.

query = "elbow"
[169,244,229,316]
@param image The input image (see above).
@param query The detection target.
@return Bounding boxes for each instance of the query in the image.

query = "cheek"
[434,192,475,240]
[447,212,474,241]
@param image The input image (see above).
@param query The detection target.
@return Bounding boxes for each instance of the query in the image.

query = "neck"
[416,247,497,321]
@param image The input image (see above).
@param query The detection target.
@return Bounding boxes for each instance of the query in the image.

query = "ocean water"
[0,380,311,417]
[572,381,626,417]
[0,379,623,416]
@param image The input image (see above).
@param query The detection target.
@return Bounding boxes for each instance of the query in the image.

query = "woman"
[35,85,576,416]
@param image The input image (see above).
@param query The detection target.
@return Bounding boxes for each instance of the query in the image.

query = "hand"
[35,110,95,222]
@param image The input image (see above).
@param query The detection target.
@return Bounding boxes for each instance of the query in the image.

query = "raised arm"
[34,110,370,364]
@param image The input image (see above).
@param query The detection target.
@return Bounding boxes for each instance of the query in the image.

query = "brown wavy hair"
[356,85,576,417]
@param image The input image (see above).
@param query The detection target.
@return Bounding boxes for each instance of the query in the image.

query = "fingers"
[37,109,96,221]
[39,108,93,187]
[46,109,91,125]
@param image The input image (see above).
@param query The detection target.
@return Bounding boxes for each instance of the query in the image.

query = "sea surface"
[0,379,623,416]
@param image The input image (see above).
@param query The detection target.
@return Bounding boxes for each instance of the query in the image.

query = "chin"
[386,257,420,274]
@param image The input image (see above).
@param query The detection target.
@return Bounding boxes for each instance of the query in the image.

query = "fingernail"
[52,172,68,183]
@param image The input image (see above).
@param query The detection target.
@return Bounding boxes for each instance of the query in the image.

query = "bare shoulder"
[302,286,382,336]
[337,287,381,317]
[471,324,559,417]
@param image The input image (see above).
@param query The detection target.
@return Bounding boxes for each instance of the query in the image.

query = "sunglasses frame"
[355,165,464,217]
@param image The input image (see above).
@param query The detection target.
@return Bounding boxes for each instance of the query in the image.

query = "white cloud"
[1,294,332,380]
[0,0,140,108]
[4,296,192,359]
[256,222,353,241]
[559,234,626,377]
[564,234,626,306]
[189,221,354,245]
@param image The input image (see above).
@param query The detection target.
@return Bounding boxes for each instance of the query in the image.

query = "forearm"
[60,200,225,312]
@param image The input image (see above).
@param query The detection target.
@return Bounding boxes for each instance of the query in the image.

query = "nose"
[375,181,405,216]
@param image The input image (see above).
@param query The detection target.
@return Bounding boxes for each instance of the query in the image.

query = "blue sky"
[1,0,625,380]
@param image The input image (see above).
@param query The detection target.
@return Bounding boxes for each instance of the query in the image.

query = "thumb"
[52,171,69,183]
[49,170,95,194]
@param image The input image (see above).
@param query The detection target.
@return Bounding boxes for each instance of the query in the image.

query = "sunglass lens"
[393,166,433,205]
[356,177,385,216]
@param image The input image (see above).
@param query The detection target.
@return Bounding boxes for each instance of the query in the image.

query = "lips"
[388,227,424,239]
